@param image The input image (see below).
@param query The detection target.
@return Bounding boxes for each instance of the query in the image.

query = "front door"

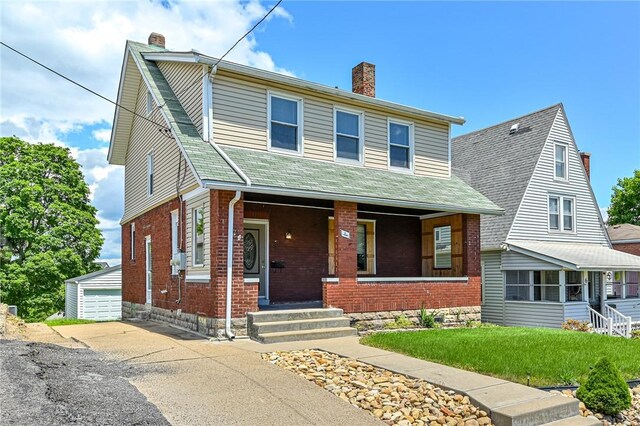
[244,221,268,305]
[145,236,152,304]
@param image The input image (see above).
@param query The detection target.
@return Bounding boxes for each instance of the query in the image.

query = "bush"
[418,305,439,328]
[631,329,640,339]
[576,358,631,415]
[384,315,414,329]
[562,319,590,332]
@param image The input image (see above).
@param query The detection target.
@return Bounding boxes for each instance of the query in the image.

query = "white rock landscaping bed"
[553,387,640,426]
[263,350,492,426]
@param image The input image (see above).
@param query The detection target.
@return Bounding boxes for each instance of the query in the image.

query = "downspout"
[225,190,242,339]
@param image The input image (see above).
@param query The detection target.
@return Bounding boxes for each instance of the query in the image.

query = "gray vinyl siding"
[504,302,565,328]
[606,299,640,322]
[157,61,204,136]
[65,283,78,319]
[123,79,198,223]
[212,73,451,178]
[481,251,504,325]
[185,191,210,275]
[501,251,560,270]
[507,109,608,244]
[564,302,589,322]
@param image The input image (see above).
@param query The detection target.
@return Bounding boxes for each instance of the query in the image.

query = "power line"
[0,41,170,132]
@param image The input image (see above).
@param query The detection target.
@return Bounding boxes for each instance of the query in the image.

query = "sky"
[1,1,638,266]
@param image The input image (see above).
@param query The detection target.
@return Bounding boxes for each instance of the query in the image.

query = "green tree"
[0,136,103,321]
[607,169,640,226]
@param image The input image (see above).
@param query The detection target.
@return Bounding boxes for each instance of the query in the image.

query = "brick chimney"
[580,151,591,180]
[352,62,375,97]
[148,32,165,48]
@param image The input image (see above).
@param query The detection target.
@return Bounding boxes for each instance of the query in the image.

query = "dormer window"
[334,108,363,164]
[554,143,568,180]
[268,92,303,154]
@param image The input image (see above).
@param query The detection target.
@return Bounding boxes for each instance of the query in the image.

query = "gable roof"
[451,104,562,249]
[108,40,503,216]
[65,265,122,284]
[608,223,640,242]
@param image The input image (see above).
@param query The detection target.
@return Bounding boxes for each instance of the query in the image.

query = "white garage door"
[82,288,121,320]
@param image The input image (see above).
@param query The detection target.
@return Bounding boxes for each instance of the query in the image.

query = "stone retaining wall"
[122,301,248,337]
[347,306,481,330]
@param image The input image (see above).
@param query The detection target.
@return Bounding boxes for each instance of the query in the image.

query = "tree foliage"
[607,169,640,226]
[0,136,103,321]
[576,357,631,415]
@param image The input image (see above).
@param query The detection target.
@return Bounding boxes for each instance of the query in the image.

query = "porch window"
[193,207,204,266]
[268,92,302,153]
[548,195,574,232]
[554,143,568,180]
[335,109,363,163]
[328,218,375,275]
[626,271,639,298]
[388,121,413,170]
[565,271,583,302]
[434,225,452,269]
[534,270,560,302]
[608,271,623,299]
[505,270,530,301]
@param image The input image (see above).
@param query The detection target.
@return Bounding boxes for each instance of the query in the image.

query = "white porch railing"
[604,305,633,338]
[588,306,612,336]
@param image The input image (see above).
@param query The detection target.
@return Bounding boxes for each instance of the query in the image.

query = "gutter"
[224,191,242,339]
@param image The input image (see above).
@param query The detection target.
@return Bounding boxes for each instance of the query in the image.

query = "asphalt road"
[0,339,169,425]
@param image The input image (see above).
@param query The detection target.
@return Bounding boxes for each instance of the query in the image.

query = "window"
[533,270,560,302]
[626,271,639,299]
[434,225,452,269]
[335,109,363,163]
[388,121,413,170]
[147,152,154,197]
[505,270,530,301]
[268,93,302,153]
[327,218,375,275]
[171,211,179,275]
[554,143,567,180]
[193,208,204,266]
[610,271,640,299]
[146,91,153,116]
[565,271,583,302]
[549,195,574,232]
[130,223,136,260]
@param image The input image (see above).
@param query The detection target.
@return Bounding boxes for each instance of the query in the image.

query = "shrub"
[418,305,439,329]
[562,319,590,332]
[576,358,631,415]
[631,329,640,339]
[384,315,414,329]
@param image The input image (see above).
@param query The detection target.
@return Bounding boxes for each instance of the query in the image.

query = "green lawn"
[44,318,97,326]
[361,327,640,387]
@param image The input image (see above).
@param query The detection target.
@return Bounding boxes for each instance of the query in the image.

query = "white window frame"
[147,151,154,197]
[146,91,153,116]
[171,210,179,276]
[434,225,452,269]
[387,118,414,172]
[548,194,576,233]
[554,142,568,181]
[192,207,205,267]
[267,91,304,155]
[130,223,136,260]
[334,106,365,165]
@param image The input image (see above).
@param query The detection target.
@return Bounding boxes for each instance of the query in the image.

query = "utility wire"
[0,41,170,132]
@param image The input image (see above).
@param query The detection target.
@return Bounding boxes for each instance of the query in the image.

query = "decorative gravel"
[263,350,492,426]
[553,387,640,426]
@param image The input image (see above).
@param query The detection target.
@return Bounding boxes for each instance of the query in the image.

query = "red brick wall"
[463,214,481,276]
[334,201,358,280]
[612,242,640,257]
[323,277,481,313]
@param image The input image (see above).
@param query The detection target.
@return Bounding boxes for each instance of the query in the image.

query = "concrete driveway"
[54,321,380,426]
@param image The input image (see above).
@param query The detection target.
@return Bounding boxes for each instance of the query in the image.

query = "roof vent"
[509,123,520,134]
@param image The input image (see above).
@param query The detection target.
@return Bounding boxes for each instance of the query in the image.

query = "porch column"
[559,270,566,303]
[600,273,607,313]
[621,271,627,299]
[333,201,358,282]
[582,271,589,302]
[462,214,481,276]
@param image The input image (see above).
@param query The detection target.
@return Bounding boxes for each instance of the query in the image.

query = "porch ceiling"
[504,240,640,271]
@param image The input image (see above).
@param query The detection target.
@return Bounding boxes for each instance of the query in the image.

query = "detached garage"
[65,265,122,321]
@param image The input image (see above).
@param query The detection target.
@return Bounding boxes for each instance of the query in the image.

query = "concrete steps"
[247,308,356,343]
[489,395,579,425]
[542,415,601,425]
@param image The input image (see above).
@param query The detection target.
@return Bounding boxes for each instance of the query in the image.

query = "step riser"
[492,398,579,426]
[248,308,344,323]
[258,328,356,344]
[251,318,351,334]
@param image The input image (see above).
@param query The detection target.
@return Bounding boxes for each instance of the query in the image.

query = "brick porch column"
[462,214,481,306]
[334,201,358,280]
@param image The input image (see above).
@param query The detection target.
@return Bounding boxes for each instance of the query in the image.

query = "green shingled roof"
[127,41,502,215]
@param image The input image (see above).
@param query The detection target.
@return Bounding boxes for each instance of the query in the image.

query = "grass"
[361,327,640,387]
[44,318,97,327]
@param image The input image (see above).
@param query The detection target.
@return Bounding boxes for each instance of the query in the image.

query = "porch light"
[285,232,292,240]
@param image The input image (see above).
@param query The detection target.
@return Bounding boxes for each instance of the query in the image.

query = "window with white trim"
[192,207,204,267]
[147,152,154,197]
[505,270,530,301]
[335,109,363,163]
[554,143,567,180]
[388,121,413,170]
[534,270,560,302]
[171,211,179,275]
[268,93,302,153]
[146,91,153,116]
[130,223,136,260]
[505,270,560,302]
[549,195,574,232]
[565,271,583,301]
[434,225,452,269]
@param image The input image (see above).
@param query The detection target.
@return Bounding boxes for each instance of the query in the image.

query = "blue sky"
[1,1,638,265]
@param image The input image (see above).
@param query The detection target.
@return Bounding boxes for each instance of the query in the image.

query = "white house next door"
[145,236,152,304]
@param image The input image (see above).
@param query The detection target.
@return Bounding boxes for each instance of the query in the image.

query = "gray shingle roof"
[608,223,640,242]
[452,104,562,249]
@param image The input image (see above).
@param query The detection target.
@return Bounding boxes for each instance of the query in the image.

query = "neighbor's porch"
[240,193,481,314]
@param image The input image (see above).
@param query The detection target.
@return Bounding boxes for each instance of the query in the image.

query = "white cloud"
[0,0,291,262]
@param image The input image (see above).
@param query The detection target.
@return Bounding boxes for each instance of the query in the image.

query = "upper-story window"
[146,91,153,116]
[130,223,136,260]
[549,195,575,232]
[388,120,413,170]
[193,207,205,267]
[554,143,568,180]
[334,108,363,164]
[147,152,154,197]
[268,92,302,154]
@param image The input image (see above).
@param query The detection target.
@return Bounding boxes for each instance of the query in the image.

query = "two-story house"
[108,33,502,340]
[452,104,640,336]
